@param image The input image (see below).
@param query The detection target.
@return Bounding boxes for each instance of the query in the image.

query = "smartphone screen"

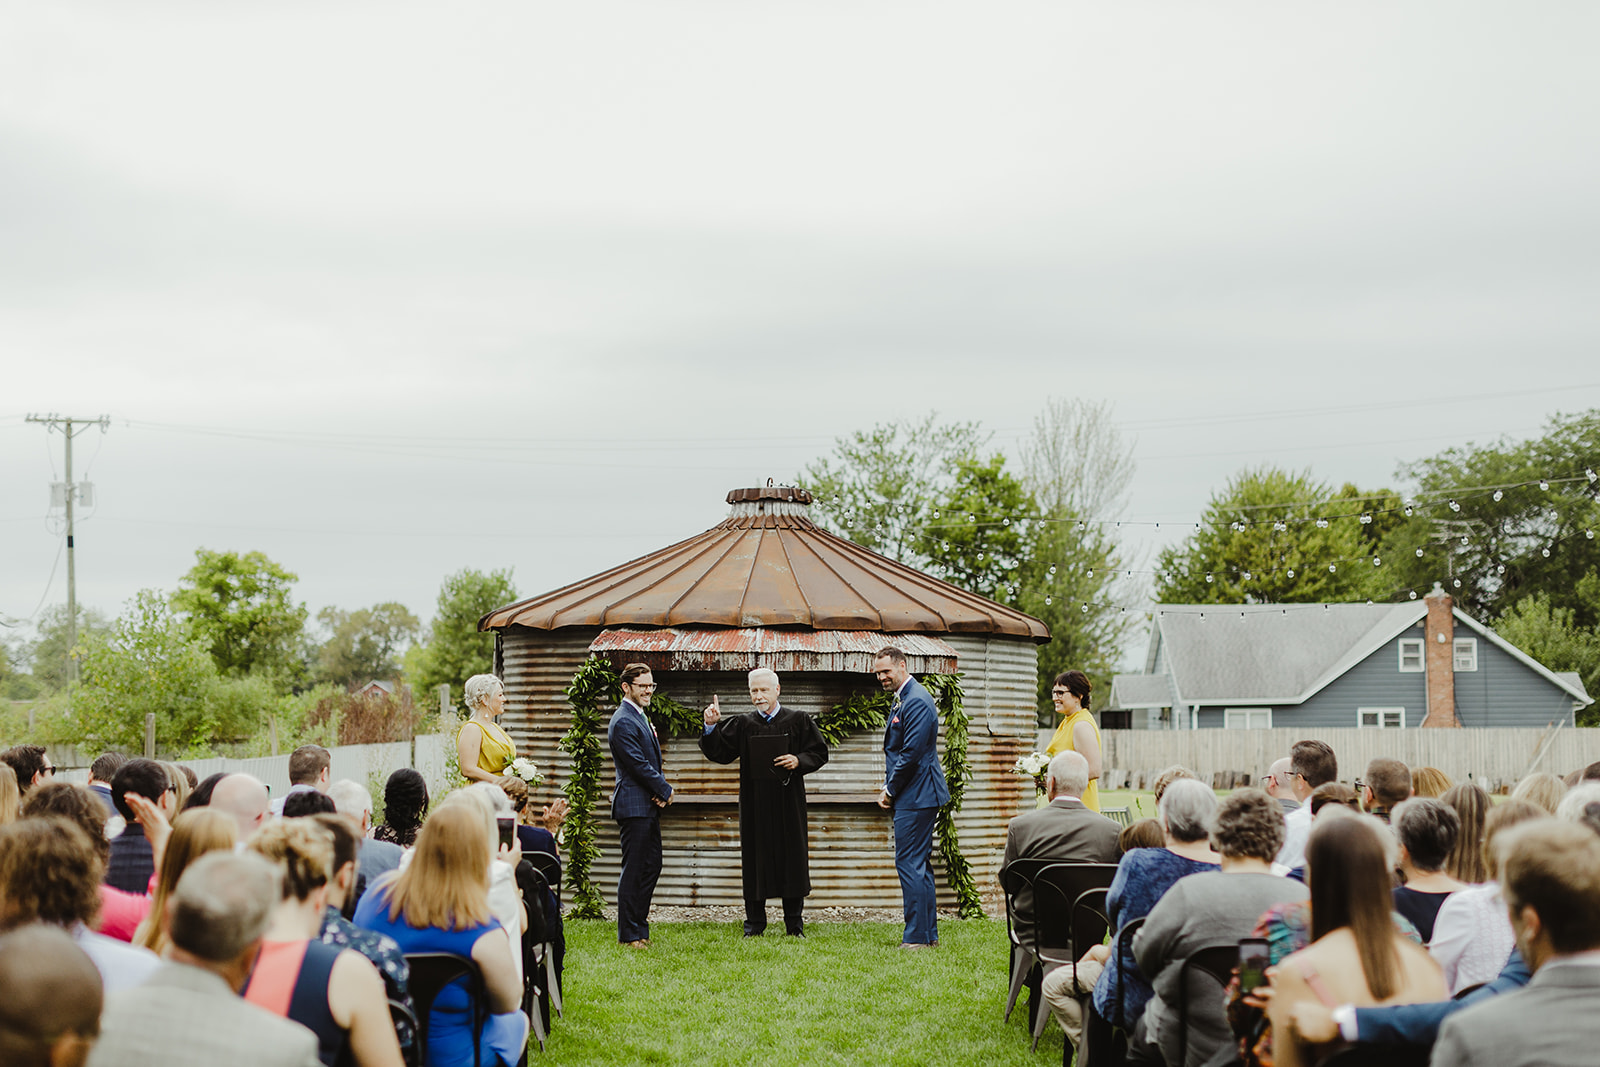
[1238,937,1270,994]
[497,815,516,850]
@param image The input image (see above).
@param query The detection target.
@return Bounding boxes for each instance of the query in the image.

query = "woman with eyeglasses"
[1043,670,1102,811]
[456,674,518,786]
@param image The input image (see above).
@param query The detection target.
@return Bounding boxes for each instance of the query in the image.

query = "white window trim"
[1225,707,1273,730]
[1398,638,1424,673]
[1453,637,1479,672]
[1358,706,1406,729]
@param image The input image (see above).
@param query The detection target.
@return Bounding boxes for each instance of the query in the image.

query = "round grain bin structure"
[480,486,1049,909]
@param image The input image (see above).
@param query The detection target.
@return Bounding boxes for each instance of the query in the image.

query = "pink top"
[97,885,152,942]
[243,940,311,1018]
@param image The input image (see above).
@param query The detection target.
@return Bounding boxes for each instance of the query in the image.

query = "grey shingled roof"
[1150,602,1421,703]
[1555,672,1592,702]
[1110,673,1178,708]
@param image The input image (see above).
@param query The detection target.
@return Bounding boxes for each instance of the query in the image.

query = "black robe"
[698,704,830,900]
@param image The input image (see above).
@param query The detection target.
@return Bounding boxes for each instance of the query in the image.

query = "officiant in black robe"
[699,667,830,936]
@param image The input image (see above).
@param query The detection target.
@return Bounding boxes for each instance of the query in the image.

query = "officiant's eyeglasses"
[627,682,657,690]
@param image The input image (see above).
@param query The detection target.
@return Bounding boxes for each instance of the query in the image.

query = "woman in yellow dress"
[457,673,517,785]
[1043,670,1103,811]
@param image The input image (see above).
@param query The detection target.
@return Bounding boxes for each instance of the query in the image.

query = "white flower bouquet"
[507,756,543,788]
[1014,751,1049,794]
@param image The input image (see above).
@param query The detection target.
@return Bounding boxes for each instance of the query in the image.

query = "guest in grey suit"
[1000,750,1121,927]
[87,851,321,1067]
[1432,820,1600,1067]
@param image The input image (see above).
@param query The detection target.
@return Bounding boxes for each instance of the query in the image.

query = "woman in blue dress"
[354,803,528,1067]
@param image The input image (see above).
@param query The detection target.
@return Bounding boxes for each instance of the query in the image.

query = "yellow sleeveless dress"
[1044,707,1101,811]
[460,717,516,777]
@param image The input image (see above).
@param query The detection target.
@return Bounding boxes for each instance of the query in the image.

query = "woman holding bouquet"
[1043,670,1102,812]
[457,673,517,785]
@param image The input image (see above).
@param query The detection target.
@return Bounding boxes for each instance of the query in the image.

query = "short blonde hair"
[377,803,493,931]
[247,818,335,902]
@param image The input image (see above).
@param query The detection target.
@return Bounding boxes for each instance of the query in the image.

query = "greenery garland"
[558,656,619,920]
[556,658,982,921]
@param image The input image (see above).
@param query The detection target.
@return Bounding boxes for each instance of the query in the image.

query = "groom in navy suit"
[874,645,950,948]
[608,662,674,947]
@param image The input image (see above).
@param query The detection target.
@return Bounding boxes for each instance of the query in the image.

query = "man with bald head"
[1263,758,1301,814]
[0,925,103,1067]
[87,851,319,1067]
[209,774,271,842]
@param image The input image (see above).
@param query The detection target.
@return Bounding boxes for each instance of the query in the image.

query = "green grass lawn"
[539,918,1065,1066]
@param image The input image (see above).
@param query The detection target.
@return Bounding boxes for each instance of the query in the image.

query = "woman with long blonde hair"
[354,802,527,1067]
[134,808,237,953]
[0,763,21,825]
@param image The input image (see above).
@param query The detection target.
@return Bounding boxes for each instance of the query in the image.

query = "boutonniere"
[891,715,900,724]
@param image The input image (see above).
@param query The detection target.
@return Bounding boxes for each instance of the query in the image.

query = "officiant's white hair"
[748,668,780,688]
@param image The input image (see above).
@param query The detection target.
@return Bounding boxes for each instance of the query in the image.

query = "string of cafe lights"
[818,469,1600,615]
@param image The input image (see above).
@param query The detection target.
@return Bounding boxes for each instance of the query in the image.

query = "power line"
[24,414,110,681]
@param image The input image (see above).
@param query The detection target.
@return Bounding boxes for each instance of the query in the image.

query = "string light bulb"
[1205,573,1214,583]
[1449,500,1461,512]
[1539,481,1550,491]
[1415,548,1424,557]
[1286,569,1295,578]
[1360,514,1373,525]
[1588,469,1597,483]
[1542,547,1551,557]
[1373,558,1382,566]
[1453,578,1462,588]
[1409,590,1417,599]
[1493,490,1503,502]
[1328,564,1337,573]
[1405,506,1415,516]
[1242,571,1253,581]
[1080,603,1089,614]
[1315,519,1329,529]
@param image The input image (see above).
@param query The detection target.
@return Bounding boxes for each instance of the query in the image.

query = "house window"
[1225,708,1272,730]
[1398,639,1424,672]
[1453,638,1478,672]
[1358,707,1406,729]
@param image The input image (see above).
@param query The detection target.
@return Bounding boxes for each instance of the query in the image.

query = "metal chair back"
[1175,944,1238,1067]
[404,952,486,1067]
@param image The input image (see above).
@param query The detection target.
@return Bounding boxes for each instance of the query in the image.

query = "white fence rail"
[46,735,457,801]
[1070,726,1600,792]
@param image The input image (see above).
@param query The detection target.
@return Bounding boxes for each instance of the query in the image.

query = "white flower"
[1014,751,1049,776]
[509,757,543,785]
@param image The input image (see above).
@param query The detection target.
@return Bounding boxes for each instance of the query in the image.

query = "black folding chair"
[1175,944,1239,1067]
[524,850,562,909]
[405,952,486,1067]
[1313,1045,1432,1067]
[1029,866,1118,1052]
[514,860,554,1051]
[1000,857,1056,1023]
[1077,916,1145,1067]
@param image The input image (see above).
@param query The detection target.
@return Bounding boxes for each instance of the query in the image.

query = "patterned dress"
[319,906,414,1053]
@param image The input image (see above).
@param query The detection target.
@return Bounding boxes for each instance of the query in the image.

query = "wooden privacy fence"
[1091,727,1600,793]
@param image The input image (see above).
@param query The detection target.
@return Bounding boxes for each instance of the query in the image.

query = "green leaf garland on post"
[559,655,619,920]
[922,672,983,919]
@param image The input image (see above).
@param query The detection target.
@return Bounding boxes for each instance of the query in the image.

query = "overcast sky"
[4,2,1598,664]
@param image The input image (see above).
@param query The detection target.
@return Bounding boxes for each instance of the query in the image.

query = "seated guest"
[1000,751,1120,928]
[1440,783,1491,885]
[184,772,229,811]
[284,791,339,818]
[498,774,568,984]
[1554,781,1600,824]
[1277,741,1338,871]
[271,745,332,817]
[0,764,19,825]
[1510,772,1565,815]
[1410,766,1452,799]
[1263,758,1301,813]
[244,819,404,1067]
[373,769,429,848]
[1087,778,1221,1035]
[21,782,149,942]
[1360,758,1413,823]
[1118,818,1165,853]
[328,779,404,890]
[1266,815,1447,1067]
[353,803,528,1067]
[1432,820,1600,1067]
[162,763,192,810]
[87,752,127,817]
[311,814,414,1060]
[1128,788,1308,1067]
[135,808,238,955]
[1282,783,1362,882]
[0,925,104,1067]
[0,816,161,992]
[211,773,272,841]
[106,759,176,893]
[0,744,52,795]
[86,851,322,1067]
[1391,798,1466,943]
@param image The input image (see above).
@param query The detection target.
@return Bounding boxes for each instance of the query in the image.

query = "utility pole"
[26,413,110,682]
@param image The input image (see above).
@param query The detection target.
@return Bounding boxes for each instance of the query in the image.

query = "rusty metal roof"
[589,627,959,673]
[481,486,1049,641]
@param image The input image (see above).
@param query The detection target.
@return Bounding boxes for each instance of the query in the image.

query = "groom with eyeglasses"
[874,646,949,950]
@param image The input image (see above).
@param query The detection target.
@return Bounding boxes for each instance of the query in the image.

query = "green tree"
[1494,585,1600,726]
[170,549,308,680]
[1383,410,1600,625]
[313,603,420,689]
[1017,399,1138,720]
[916,454,1036,599]
[25,604,112,693]
[800,413,987,568]
[1156,467,1394,604]
[73,591,228,755]
[408,568,519,707]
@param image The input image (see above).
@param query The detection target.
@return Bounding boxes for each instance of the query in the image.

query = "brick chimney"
[1422,583,1461,728]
